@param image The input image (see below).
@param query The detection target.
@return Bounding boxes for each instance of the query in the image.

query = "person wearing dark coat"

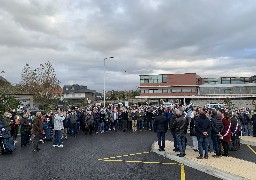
[154,110,168,151]
[230,112,240,150]
[20,112,31,147]
[195,109,211,159]
[32,117,43,152]
[211,110,224,157]
[252,111,256,137]
[172,109,188,157]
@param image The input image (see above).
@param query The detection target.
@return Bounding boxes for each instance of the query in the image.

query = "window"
[172,89,182,93]
[162,89,168,93]
[182,89,192,93]
[162,75,167,83]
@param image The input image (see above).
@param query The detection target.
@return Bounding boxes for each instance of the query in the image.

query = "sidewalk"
[240,136,256,146]
[152,140,256,180]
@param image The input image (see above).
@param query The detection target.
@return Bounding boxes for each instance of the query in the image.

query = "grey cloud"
[0,0,256,92]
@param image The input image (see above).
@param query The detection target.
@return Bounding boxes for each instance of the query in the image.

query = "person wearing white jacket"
[53,110,65,148]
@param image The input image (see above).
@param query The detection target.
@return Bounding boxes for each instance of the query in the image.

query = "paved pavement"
[0,131,219,180]
[152,136,256,180]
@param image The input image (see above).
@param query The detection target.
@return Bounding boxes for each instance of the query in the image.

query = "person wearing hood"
[195,108,211,159]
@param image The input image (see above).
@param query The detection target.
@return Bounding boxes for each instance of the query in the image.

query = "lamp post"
[103,57,114,108]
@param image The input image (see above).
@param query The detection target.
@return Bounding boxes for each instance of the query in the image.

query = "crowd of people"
[0,103,256,158]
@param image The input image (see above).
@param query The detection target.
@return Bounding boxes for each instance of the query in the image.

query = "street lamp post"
[103,57,114,108]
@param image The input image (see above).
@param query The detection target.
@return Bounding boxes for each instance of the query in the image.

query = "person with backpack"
[211,110,224,157]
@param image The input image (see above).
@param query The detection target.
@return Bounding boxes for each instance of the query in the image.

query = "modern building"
[137,73,256,107]
[62,84,96,104]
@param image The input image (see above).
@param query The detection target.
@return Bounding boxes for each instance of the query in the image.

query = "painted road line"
[143,151,150,154]
[129,154,136,156]
[180,164,185,180]
[143,162,161,164]
[98,159,103,161]
[125,161,143,163]
[103,160,123,162]
[123,155,129,157]
[103,158,110,160]
[110,157,116,159]
[247,145,256,155]
[162,162,177,165]
[136,153,142,155]
[116,156,122,158]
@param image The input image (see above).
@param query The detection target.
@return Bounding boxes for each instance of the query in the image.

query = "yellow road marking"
[162,163,177,165]
[103,158,110,160]
[143,162,161,164]
[143,152,150,154]
[98,159,103,161]
[110,157,116,159]
[125,161,143,163]
[123,155,129,157]
[103,160,123,162]
[116,156,122,158]
[130,154,136,156]
[136,153,142,155]
[247,145,256,155]
[180,164,185,180]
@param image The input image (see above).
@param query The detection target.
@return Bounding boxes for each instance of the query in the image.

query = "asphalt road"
[0,131,220,180]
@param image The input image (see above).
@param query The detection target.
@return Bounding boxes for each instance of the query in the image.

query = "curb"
[151,142,250,180]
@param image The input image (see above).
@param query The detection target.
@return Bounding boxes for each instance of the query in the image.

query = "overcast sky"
[0,0,256,92]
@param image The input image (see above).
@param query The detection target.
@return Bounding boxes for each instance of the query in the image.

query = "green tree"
[20,61,61,109]
[0,94,20,117]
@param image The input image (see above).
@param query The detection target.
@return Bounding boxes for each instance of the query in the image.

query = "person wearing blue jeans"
[53,130,62,146]
[53,110,65,148]
[176,133,186,155]
[197,136,209,158]
[195,109,211,159]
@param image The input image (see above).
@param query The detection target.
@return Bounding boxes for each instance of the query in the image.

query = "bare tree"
[20,61,61,108]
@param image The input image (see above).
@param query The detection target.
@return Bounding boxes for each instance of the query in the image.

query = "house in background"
[62,84,96,105]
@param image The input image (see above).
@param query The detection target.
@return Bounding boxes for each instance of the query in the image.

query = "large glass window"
[162,75,167,83]
[172,89,182,93]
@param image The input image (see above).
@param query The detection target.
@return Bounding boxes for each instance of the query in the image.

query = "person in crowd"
[146,109,154,131]
[131,109,138,132]
[31,116,43,152]
[70,109,77,137]
[239,110,251,136]
[121,108,129,132]
[190,109,199,152]
[172,109,188,157]
[137,108,144,131]
[20,112,31,147]
[110,108,118,132]
[220,112,232,157]
[2,112,11,131]
[85,110,94,135]
[43,115,52,141]
[170,110,179,152]
[53,109,65,148]
[195,108,211,159]
[99,109,105,133]
[252,110,256,137]
[93,108,100,134]
[211,110,224,157]
[230,111,241,151]
[154,109,168,151]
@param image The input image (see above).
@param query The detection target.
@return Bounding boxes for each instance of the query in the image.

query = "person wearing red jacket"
[220,112,232,157]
